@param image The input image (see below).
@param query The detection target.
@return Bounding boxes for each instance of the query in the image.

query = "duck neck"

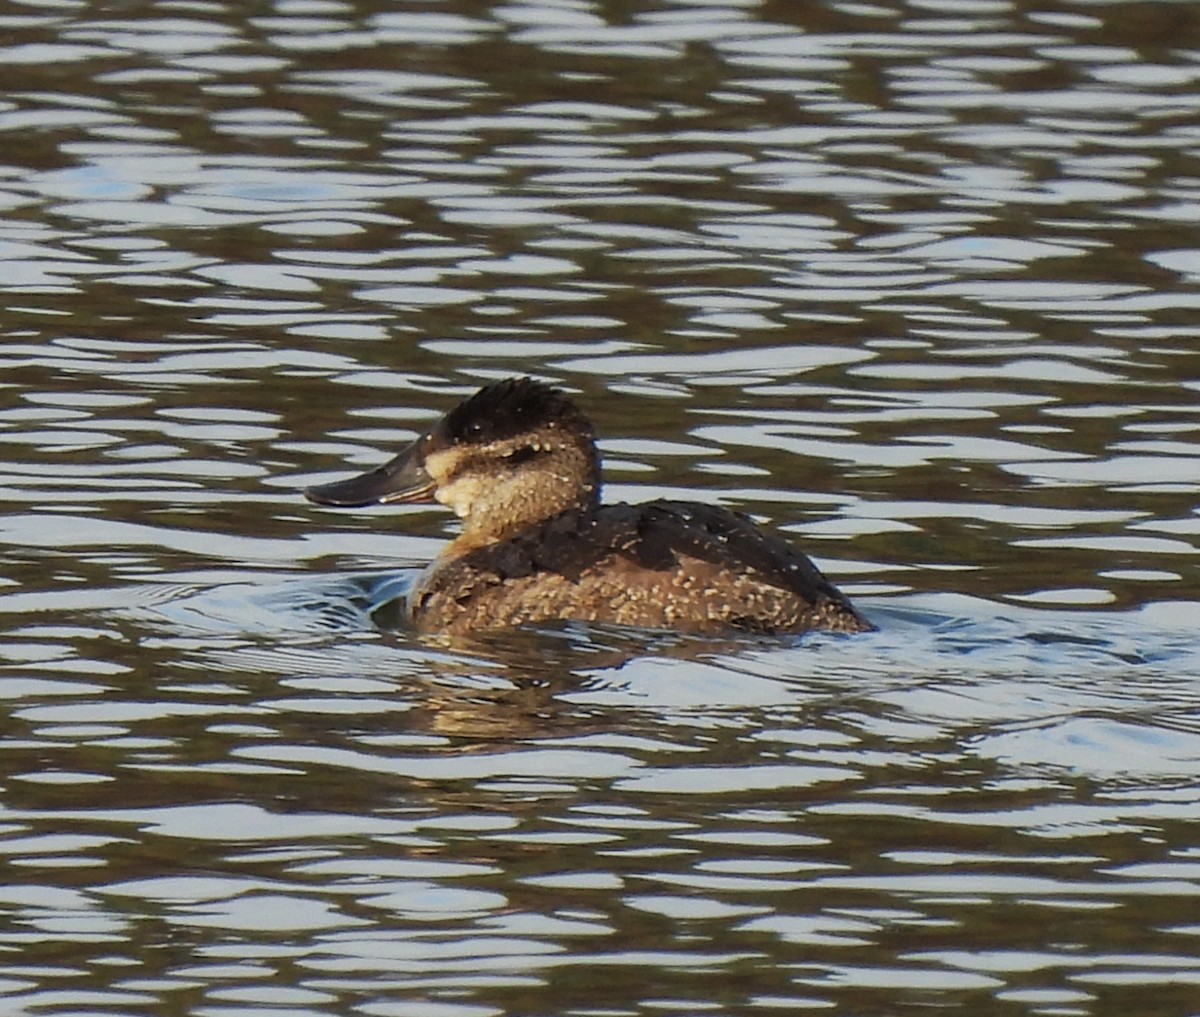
[459,476,599,548]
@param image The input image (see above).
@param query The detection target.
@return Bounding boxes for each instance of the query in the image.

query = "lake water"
[1,0,1199,1014]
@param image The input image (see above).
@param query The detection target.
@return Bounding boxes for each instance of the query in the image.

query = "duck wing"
[412,501,870,635]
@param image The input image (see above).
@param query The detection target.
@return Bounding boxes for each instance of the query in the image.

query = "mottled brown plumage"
[305,378,872,637]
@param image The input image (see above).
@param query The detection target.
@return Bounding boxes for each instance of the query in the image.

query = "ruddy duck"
[305,378,871,637]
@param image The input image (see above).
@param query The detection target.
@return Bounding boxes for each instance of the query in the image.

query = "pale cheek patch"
[434,475,487,518]
[423,448,462,485]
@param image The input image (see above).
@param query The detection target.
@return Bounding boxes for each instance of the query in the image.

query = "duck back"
[410,500,872,637]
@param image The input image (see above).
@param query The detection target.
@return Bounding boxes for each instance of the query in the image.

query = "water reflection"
[4,584,1200,1012]
[1,0,1200,1013]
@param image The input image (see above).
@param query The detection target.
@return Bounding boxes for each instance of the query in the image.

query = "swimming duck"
[305,378,872,637]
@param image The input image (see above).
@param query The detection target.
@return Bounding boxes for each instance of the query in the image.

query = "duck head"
[305,378,602,542]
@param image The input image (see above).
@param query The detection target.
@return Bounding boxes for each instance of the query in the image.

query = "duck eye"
[503,446,540,465]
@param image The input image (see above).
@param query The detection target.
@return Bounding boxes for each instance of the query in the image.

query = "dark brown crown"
[436,377,593,446]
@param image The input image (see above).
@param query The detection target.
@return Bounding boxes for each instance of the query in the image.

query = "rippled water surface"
[1,0,1199,1014]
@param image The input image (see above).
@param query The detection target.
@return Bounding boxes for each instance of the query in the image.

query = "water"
[1,0,1199,1014]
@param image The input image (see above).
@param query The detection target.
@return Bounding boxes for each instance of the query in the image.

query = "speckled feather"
[410,500,872,636]
[308,377,871,637]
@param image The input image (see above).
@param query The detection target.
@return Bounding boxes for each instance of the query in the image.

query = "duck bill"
[305,439,436,508]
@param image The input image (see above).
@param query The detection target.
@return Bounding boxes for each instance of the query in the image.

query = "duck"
[304,377,872,637]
